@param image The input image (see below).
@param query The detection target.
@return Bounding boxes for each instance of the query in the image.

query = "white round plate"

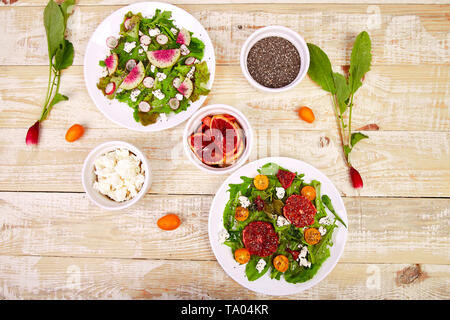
[208,157,348,296]
[84,2,216,132]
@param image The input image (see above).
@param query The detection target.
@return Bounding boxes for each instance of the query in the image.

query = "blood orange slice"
[188,132,223,166]
[210,115,241,157]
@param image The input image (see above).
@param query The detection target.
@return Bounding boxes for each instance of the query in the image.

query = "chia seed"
[246,36,301,88]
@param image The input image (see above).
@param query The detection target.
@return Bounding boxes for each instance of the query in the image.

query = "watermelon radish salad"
[97,10,211,126]
[219,163,347,284]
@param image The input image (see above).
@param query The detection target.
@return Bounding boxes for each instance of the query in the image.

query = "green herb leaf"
[333,72,350,114]
[348,31,372,94]
[321,195,347,228]
[343,145,352,157]
[44,0,65,58]
[307,43,336,94]
[54,39,74,71]
[351,132,369,147]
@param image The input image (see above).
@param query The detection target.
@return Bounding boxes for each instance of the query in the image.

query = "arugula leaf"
[351,132,369,147]
[245,256,270,281]
[348,31,372,94]
[44,0,65,58]
[307,43,336,94]
[321,195,347,228]
[333,72,350,114]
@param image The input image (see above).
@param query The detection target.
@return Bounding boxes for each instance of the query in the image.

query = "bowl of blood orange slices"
[183,104,253,174]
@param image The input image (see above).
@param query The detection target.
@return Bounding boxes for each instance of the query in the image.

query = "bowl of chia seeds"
[240,26,310,92]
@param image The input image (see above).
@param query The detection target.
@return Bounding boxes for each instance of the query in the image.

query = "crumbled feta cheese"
[276,215,290,227]
[116,88,123,94]
[149,28,160,36]
[256,259,266,273]
[150,64,156,73]
[298,245,308,258]
[180,44,190,55]
[139,30,144,36]
[138,48,143,54]
[130,89,141,102]
[93,148,144,202]
[156,72,167,82]
[152,89,165,100]
[319,216,332,225]
[319,226,327,236]
[100,68,108,77]
[123,41,136,53]
[238,196,250,208]
[170,27,178,34]
[275,187,285,199]
[140,44,148,52]
[194,58,200,64]
[175,93,183,101]
[186,66,195,79]
[298,257,311,268]
[218,229,229,244]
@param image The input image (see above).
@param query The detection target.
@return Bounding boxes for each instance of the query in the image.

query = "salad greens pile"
[222,163,346,284]
[97,10,211,126]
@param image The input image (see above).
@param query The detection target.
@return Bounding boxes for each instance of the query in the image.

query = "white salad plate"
[83,2,216,132]
[208,157,348,295]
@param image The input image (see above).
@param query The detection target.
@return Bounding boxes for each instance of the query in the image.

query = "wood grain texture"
[0,127,448,197]
[1,65,449,131]
[0,193,449,264]
[0,255,448,299]
[0,4,449,66]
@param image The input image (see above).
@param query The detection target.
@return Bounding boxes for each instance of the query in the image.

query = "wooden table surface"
[0,0,449,300]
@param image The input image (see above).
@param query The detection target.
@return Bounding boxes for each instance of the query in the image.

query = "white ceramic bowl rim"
[183,104,253,175]
[81,141,152,210]
[240,25,310,93]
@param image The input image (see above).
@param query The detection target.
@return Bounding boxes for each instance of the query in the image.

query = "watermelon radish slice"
[185,57,195,65]
[140,35,151,46]
[143,77,155,88]
[156,34,168,45]
[138,101,151,112]
[177,78,193,99]
[147,49,180,68]
[105,82,116,95]
[119,61,145,90]
[168,98,180,110]
[106,36,118,49]
[172,77,181,88]
[126,59,136,72]
[176,28,191,46]
[105,53,118,75]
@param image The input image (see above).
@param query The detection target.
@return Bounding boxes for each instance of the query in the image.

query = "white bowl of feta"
[82,141,152,210]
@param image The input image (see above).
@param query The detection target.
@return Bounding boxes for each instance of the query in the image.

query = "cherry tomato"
[235,206,249,222]
[298,106,315,123]
[273,255,289,272]
[157,214,181,231]
[253,174,269,190]
[304,227,321,245]
[65,124,85,142]
[234,248,251,264]
[301,186,316,201]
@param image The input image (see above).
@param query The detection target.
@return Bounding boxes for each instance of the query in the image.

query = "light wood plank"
[0,4,448,66]
[1,65,448,131]
[0,193,449,264]
[0,127,448,197]
[0,255,448,299]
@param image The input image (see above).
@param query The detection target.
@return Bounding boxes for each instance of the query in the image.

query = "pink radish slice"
[156,34,168,45]
[143,77,155,88]
[180,44,190,56]
[138,101,151,112]
[105,82,116,95]
[185,57,195,65]
[124,18,132,30]
[126,59,137,71]
[168,98,180,110]
[172,77,181,88]
[140,35,151,46]
[106,36,118,49]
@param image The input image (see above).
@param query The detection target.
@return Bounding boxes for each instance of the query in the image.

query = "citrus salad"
[97,10,211,126]
[219,163,347,283]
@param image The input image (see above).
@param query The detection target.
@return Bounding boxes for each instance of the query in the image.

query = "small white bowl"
[240,26,310,93]
[183,104,253,175]
[82,141,152,210]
